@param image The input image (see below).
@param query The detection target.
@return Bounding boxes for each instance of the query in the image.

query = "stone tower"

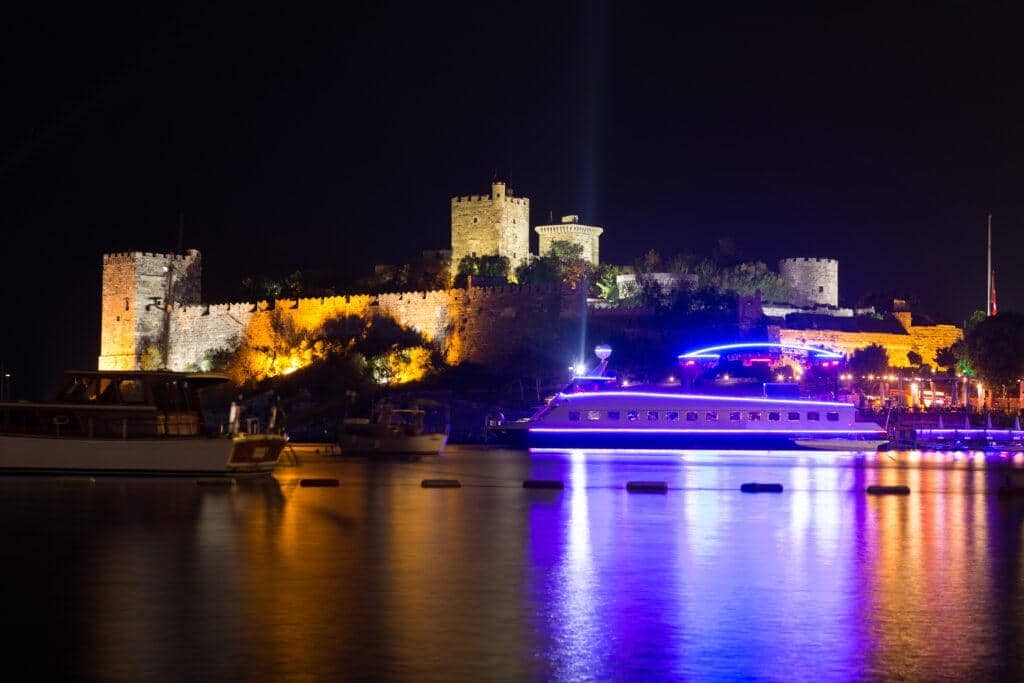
[98,250,202,370]
[450,181,530,278]
[778,257,839,308]
[534,214,603,266]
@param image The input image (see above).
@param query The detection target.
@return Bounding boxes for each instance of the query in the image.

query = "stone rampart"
[778,323,962,368]
[159,282,571,372]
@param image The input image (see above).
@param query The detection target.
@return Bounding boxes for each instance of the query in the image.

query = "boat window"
[647,411,658,421]
[151,381,175,410]
[686,411,698,421]
[787,411,800,421]
[705,411,718,421]
[666,411,679,421]
[117,379,146,404]
[768,411,781,421]
[729,411,741,421]
[608,411,620,420]
[807,411,820,421]
[826,411,840,422]
[568,411,581,421]
[587,410,601,421]
[748,411,761,421]
[627,410,639,421]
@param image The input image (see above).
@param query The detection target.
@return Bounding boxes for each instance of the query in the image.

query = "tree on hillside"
[966,312,1024,395]
[907,350,923,367]
[850,343,890,376]
[455,254,509,287]
[934,344,958,372]
[515,240,592,290]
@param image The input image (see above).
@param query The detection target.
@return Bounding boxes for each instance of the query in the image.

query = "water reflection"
[0,450,1023,679]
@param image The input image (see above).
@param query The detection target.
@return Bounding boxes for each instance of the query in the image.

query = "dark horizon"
[2,1,1022,396]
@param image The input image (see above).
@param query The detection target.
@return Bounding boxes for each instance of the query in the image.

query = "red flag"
[991,270,998,316]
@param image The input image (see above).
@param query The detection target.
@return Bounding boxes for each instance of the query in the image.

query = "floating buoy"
[300,478,340,487]
[997,485,1024,496]
[741,482,784,493]
[523,479,564,489]
[57,476,95,487]
[422,479,461,488]
[866,485,910,495]
[626,481,668,493]
[197,477,235,486]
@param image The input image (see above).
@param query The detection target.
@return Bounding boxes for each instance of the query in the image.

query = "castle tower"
[778,257,838,308]
[450,181,530,278]
[99,249,202,370]
[534,214,603,266]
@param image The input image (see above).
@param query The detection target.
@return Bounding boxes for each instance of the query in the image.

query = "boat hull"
[517,428,885,451]
[0,433,287,475]
[339,431,447,456]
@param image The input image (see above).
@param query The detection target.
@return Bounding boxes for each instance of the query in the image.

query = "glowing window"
[666,411,679,421]
[608,411,620,421]
[787,411,801,421]
[568,411,580,421]
[627,410,639,421]
[686,411,698,421]
[705,411,718,422]
[748,411,762,421]
[729,411,741,421]
[826,411,840,422]
[807,411,820,421]
[587,410,601,421]
[647,411,659,421]
[768,411,781,421]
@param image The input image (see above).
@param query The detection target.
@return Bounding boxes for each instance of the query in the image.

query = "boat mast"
[987,212,992,316]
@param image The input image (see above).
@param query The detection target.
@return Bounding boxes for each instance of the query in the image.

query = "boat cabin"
[0,371,229,439]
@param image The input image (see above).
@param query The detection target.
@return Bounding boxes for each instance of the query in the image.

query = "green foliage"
[515,240,592,290]
[593,264,621,301]
[966,312,1024,390]
[704,261,789,301]
[455,254,510,286]
[967,310,987,331]
[850,344,890,376]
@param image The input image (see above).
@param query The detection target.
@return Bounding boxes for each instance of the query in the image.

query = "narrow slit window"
[826,411,840,422]
[748,411,762,421]
[807,411,820,421]
[627,410,639,421]
[587,410,601,421]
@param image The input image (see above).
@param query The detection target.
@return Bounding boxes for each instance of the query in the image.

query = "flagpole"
[987,212,992,316]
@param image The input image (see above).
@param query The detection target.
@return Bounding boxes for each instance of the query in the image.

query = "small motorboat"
[339,403,448,456]
[0,370,286,475]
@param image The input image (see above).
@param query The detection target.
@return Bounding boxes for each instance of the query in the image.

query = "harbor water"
[3,446,1024,681]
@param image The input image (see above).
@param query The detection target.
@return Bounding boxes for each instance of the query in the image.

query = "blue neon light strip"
[556,390,851,407]
[678,342,844,360]
[529,427,884,435]
[571,376,618,381]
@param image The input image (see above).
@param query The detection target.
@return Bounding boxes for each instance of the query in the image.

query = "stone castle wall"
[779,257,839,307]
[777,323,962,368]
[535,217,603,266]
[450,182,530,276]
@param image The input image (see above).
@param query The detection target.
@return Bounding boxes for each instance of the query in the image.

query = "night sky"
[2,1,1022,397]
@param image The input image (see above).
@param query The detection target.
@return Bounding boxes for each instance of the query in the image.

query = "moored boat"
[492,346,886,451]
[0,371,286,474]
[339,403,448,456]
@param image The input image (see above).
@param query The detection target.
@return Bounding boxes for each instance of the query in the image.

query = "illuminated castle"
[535,214,603,266]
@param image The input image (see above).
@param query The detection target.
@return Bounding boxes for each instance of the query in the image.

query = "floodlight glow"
[678,342,844,360]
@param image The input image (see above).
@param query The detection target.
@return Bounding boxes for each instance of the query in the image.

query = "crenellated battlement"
[103,249,199,263]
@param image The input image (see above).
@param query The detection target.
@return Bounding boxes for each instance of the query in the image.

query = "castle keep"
[535,215,603,265]
[450,181,530,276]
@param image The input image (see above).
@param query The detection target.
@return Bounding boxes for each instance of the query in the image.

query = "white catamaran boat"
[494,346,886,451]
[0,371,286,474]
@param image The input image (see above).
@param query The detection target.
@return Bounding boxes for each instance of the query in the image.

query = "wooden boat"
[0,371,286,475]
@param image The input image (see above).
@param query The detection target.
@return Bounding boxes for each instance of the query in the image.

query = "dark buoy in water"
[523,479,564,489]
[997,485,1024,496]
[300,478,340,487]
[866,485,910,495]
[741,482,784,493]
[422,479,461,488]
[197,478,236,487]
[626,481,668,493]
